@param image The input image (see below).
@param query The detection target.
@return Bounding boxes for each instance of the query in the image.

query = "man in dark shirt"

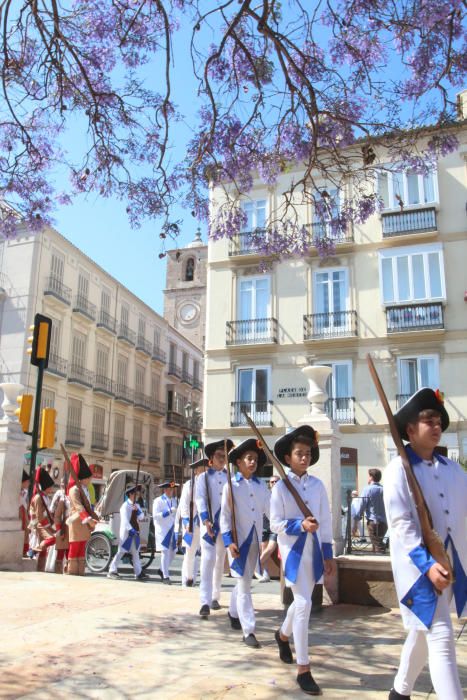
[358,468,387,553]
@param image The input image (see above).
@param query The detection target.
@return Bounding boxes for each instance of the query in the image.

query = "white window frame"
[237,274,271,320]
[240,198,268,233]
[235,364,271,426]
[397,354,439,396]
[321,360,354,422]
[379,243,446,305]
[376,166,439,211]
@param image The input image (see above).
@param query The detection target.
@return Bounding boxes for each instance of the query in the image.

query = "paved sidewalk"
[1,571,465,700]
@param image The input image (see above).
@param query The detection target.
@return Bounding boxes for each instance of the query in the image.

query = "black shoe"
[163,577,171,585]
[296,671,321,695]
[199,604,210,618]
[211,599,221,610]
[228,612,242,630]
[243,633,261,648]
[107,571,121,580]
[389,689,411,700]
[186,579,193,587]
[274,629,293,664]
[136,571,149,580]
[156,568,164,581]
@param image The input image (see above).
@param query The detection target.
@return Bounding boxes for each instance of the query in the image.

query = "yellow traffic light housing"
[15,394,33,433]
[39,408,56,449]
[27,313,52,367]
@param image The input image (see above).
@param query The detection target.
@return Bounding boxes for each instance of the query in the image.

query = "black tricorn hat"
[38,467,54,491]
[394,388,449,441]
[125,484,142,496]
[21,470,30,483]
[204,439,234,459]
[157,481,179,489]
[228,438,267,469]
[189,458,209,470]
[274,426,320,467]
[77,454,92,480]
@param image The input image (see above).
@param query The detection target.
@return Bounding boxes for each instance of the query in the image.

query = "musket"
[203,463,213,524]
[366,354,453,587]
[188,467,195,534]
[60,444,98,521]
[241,409,317,523]
[224,439,238,548]
[130,460,142,531]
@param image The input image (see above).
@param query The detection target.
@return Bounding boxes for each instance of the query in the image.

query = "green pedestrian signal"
[189,437,199,449]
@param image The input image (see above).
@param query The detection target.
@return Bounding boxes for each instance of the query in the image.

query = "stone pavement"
[1,570,465,700]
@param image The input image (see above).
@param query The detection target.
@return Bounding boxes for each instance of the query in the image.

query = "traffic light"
[15,394,33,433]
[189,435,200,450]
[39,407,56,449]
[27,313,52,367]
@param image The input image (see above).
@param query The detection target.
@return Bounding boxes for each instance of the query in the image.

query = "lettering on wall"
[276,386,308,399]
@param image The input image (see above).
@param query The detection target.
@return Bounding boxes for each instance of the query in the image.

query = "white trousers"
[280,545,315,666]
[394,590,463,700]
[160,547,175,578]
[182,527,200,585]
[199,533,226,606]
[229,542,258,636]
[109,539,142,577]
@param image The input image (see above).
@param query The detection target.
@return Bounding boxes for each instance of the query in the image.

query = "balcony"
[382,207,437,238]
[181,370,193,386]
[65,426,85,447]
[306,221,354,245]
[148,446,161,463]
[396,394,411,410]
[114,383,134,404]
[166,410,183,428]
[91,432,109,452]
[67,363,94,388]
[325,397,356,424]
[132,441,146,459]
[385,302,444,333]
[168,362,182,379]
[97,309,117,334]
[117,324,136,346]
[303,311,358,340]
[151,346,166,364]
[93,374,114,397]
[192,377,202,392]
[230,400,274,427]
[113,437,128,456]
[136,335,152,357]
[150,398,166,416]
[226,318,278,346]
[228,229,267,257]
[44,276,72,305]
[134,391,152,412]
[72,294,97,322]
[45,352,67,378]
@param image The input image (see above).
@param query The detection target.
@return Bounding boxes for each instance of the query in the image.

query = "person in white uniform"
[108,485,149,580]
[220,438,270,648]
[384,388,467,700]
[196,438,233,618]
[153,481,179,584]
[270,426,334,696]
[180,458,206,587]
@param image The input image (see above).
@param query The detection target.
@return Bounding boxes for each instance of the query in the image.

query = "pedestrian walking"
[108,485,149,581]
[51,478,70,574]
[357,469,387,552]
[29,466,56,571]
[67,454,97,576]
[153,481,179,584]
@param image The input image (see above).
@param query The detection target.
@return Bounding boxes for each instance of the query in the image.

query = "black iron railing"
[166,410,183,427]
[181,370,193,385]
[113,437,128,456]
[324,397,356,424]
[226,318,278,345]
[65,426,85,446]
[68,364,93,388]
[148,446,161,462]
[304,311,358,339]
[45,352,67,378]
[192,377,202,391]
[91,432,109,451]
[230,400,274,427]
[44,276,72,305]
[228,229,267,256]
[97,309,117,334]
[93,374,114,396]
[168,362,182,379]
[134,391,152,411]
[150,398,166,416]
[117,324,136,345]
[136,335,152,356]
[385,302,444,333]
[132,441,146,459]
[307,221,354,244]
[343,491,389,555]
[382,207,437,237]
[114,383,134,404]
[72,294,96,321]
[151,346,166,363]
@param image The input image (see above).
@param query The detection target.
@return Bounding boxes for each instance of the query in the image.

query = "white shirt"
[119,499,144,545]
[152,494,177,549]
[195,468,227,537]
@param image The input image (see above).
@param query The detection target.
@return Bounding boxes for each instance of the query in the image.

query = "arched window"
[185,257,195,281]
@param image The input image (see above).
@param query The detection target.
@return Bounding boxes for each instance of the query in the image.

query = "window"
[138,314,146,339]
[237,276,271,344]
[312,188,340,238]
[49,318,61,357]
[169,342,177,364]
[322,361,354,423]
[153,326,161,349]
[193,360,200,383]
[235,366,271,424]
[133,418,143,444]
[398,355,439,399]
[120,302,130,329]
[185,257,195,281]
[114,413,125,438]
[149,426,159,455]
[151,374,160,399]
[71,332,87,367]
[67,398,82,430]
[96,343,109,377]
[241,199,267,232]
[135,364,145,394]
[182,352,189,373]
[377,168,438,210]
[313,268,350,333]
[93,406,106,435]
[77,270,90,300]
[379,244,445,304]
[117,355,128,386]
[50,249,65,282]
[101,287,111,313]
[41,389,55,410]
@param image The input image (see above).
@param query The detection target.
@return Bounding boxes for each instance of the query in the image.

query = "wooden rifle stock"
[241,409,317,523]
[188,469,194,534]
[60,444,98,522]
[130,460,141,531]
[224,439,238,548]
[203,464,213,524]
[366,354,453,585]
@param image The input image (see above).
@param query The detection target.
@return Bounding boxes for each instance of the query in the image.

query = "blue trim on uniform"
[183,531,193,547]
[162,509,171,518]
[222,530,233,547]
[312,532,324,582]
[409,544,437,575]
[182,517,189,527]
[161,524,176,550]
[208,468,216,475]
[401,574,437,628]
[234,472,260,484]
[200,510,209,522]
[445,534,467,618]
[285,518,303,536]
[405,446,447,466]
[322,542,333,560]
[231,524,255,577]
[122,529,140,552]
[284,531,306,583]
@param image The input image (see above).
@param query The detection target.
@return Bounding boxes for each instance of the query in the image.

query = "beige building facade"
[204,122,467,500]
[0,227,203,491]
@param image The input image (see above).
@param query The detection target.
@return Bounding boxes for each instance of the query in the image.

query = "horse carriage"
[85,469,156,573]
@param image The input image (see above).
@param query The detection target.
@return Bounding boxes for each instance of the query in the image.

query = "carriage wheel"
[85,532,112,573]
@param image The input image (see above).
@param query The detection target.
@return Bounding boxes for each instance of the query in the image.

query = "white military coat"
[195,468,227,545]
[179,478,200,547]
[152,494,177,551]
[119,499,144,551]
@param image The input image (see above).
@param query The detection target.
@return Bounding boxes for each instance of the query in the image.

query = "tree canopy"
[0,0,465,253]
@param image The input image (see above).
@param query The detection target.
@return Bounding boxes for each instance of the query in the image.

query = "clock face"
[179,302,198,323]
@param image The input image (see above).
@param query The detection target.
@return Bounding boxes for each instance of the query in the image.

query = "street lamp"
[184,403,202,463]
